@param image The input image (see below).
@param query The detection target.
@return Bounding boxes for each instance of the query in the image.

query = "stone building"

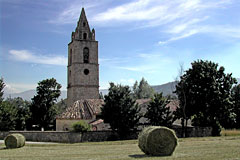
[56,8,102,131]
[67,8,99,107]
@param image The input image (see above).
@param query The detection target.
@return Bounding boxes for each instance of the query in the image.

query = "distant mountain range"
[3,78,240,101]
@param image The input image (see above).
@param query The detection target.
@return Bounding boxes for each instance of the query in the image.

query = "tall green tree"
[29,78,61,130]
[0,78,18,131]
[5,97,30,130]
[145,93,175,128]
[101,83,141,139]
[175,60,237,136]
[132,78,155,99]
[232,84,240,128]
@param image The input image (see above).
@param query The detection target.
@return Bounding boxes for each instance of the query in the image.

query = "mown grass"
[221,129,240,136]
[0,136,240,160]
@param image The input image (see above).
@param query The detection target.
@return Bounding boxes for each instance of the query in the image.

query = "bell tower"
[67,8,99,107]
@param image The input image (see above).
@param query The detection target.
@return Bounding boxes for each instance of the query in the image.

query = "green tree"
[132,78,155,99]
[5,97,31,130]
[0,78,5,103]
[0,78,18,131]
[29,78,61,130]
[232,84,240,128]
[175,60,236,136]
[145,93,175,128]
[101,82,141,139]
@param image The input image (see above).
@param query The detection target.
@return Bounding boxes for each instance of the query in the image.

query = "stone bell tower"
[67,8,99,107]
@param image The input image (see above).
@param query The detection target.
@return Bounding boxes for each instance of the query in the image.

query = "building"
[56,8,102,131]
[67,8,99,108]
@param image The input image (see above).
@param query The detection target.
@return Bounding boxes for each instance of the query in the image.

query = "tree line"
[0,60,240,138]
[0,78,63,131]
[101,60,240,138]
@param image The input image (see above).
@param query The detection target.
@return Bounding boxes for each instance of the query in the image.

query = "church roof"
[57,99,179,120]
[57,99,104,120]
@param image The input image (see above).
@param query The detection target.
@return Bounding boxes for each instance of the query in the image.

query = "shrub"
[4,134,25,149]
[138,126,178,156]
[72,120,91,132]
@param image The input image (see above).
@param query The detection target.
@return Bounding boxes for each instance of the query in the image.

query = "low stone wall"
[174,127,212,137]
[0,127,212,143]
[0,131,117,143]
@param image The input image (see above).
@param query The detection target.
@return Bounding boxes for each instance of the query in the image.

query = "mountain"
[3,90,67,101]
[3,78,239,101]
[152,81,177,96]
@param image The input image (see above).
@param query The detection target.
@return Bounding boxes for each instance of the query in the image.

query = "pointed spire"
[71,8,95,41]
[79,8,87,21]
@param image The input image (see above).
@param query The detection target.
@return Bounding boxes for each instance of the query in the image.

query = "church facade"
[67,8,99,108]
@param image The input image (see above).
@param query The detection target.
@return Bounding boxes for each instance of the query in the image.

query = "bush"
[4,134,25,149]
[138,126,178,156]
[72,120,91,132]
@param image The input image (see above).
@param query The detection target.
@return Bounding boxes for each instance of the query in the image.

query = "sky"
[0,0,240,93]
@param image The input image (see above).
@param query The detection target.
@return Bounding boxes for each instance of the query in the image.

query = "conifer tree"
[145,93,174,128]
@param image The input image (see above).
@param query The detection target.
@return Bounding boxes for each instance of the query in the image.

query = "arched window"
[83,22,86,27]
[83,33,87,39]
[69,49,72,65]
[83,47,89,63]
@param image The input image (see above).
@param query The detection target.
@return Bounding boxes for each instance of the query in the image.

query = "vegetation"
[145,93,175,128]
[0,136,240,160]
[71,120,91,132]
[132,78,155,99]
[231,84,240,128]
[138,126,178,156]
[0,101,17,131]
[29,78,61,130]
[101,82,141,139]
[175,60,237,136]
[221,129,240,136]
[0,78,4,103]
[4,134,25,149]
[5,97,30,130]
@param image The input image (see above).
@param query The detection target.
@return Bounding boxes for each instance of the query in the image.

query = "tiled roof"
[57,99,104,119]
[57,98,179,120]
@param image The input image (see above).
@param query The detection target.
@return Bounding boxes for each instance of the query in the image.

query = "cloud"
[9,50,67,66]
[48,0,102,25]
[158,29,199,44]
[120,78,136,85]
[92,0,232,26]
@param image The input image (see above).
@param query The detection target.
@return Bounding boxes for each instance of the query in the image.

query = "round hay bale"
[4,134,25,149]
[138,126,178,156]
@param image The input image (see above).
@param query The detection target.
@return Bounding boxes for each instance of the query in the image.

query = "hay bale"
[138,126,178,156]
[4,134,25,149]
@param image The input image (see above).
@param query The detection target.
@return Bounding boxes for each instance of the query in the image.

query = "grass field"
[0,136,240,160]
[221,129,240,136]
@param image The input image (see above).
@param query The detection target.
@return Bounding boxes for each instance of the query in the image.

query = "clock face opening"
[84,69,89,75]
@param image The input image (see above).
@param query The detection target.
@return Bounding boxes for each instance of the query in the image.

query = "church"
[56,8,106,131]
[56,8,180,131]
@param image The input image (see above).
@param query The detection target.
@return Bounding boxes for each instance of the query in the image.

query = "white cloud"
[9,50,67,66]
[48,0,102,25]
[138,53,162,58]
[120,78,136,86]
[158,29,199,44]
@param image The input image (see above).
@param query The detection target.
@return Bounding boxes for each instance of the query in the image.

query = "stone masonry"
[67,8,99,107]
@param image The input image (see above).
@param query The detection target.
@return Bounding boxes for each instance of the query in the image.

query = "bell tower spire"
[67,8,99,107]
[72,8,95,41]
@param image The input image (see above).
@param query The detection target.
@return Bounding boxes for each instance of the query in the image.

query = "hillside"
[3,78,239,101]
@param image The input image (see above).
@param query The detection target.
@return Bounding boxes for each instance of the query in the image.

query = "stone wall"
[174,127,212,137]
[0,127,212,143]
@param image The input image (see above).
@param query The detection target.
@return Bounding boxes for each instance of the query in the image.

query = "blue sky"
[0,0,240,93]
